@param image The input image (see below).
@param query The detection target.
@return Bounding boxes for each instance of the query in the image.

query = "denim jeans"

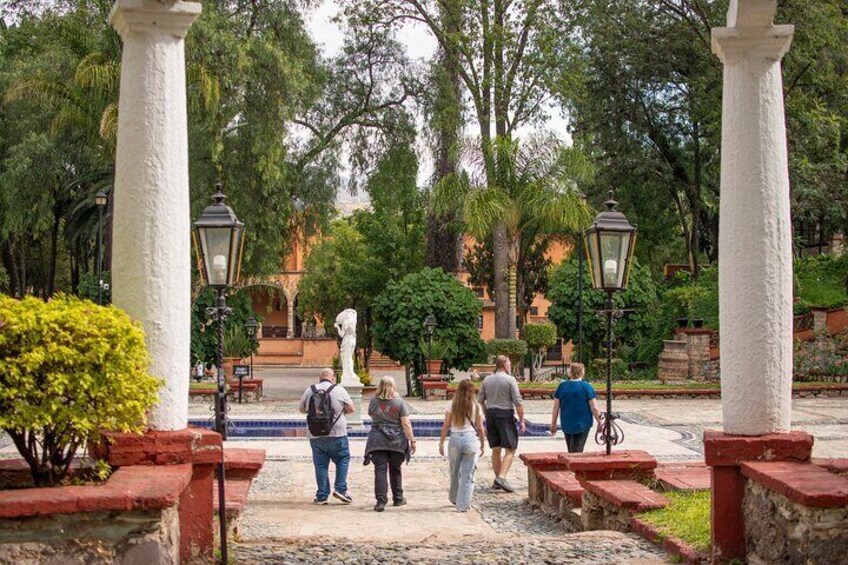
[310,436,350,500]
[448,431,479,512]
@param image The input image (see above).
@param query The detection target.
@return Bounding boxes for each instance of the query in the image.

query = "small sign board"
[233,365,250,378]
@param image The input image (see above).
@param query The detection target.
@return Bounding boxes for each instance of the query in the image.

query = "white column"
[713,0,794,435]
[109,0,201,430]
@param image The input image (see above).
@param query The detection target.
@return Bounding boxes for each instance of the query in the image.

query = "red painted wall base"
[96,427,222,563]
[703,430,813,564]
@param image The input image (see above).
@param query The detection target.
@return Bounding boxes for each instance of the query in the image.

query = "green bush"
[223,325,253,359]
[419,337,453,360]
[191,287,259,366]
[0,294,160,487]
[547,256,659,363]
[487,338,529,369]
[795,254,848,309]
[372,268,486,380]
[523,323,558,350]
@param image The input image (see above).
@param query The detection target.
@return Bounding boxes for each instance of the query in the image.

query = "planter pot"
[223,357,242,379]
[677,318,690,328]
[361,385,377,397]
[692,318,704,328]
[426,359,444,375]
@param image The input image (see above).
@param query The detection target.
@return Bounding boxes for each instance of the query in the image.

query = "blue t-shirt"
[555,380,596,434]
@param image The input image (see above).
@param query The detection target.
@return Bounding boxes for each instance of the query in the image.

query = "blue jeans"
[310,436,350,500]
[448,431,479,512]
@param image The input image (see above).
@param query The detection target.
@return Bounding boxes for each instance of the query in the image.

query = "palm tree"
[434,135,594,338]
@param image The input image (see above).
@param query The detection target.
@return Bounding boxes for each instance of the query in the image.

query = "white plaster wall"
[714,19,794,435]
[111,1,200,430]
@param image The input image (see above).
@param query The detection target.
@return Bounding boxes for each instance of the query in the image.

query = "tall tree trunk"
[425,37,463,272]
[46,214,61,298]
[493,225,511,338]
[1,239,21,297]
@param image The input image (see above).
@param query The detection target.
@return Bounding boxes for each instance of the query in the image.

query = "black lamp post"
[423,315,437,399]
[94,190,108,305]
[244,316,259,403]
[584,191,636,455]
[192,183,245,564]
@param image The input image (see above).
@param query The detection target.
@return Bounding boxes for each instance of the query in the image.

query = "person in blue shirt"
[549,363,601,453]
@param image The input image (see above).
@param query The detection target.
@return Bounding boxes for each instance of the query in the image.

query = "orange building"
[242,233,571,367]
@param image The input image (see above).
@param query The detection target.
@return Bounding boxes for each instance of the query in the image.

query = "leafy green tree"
[343,0,570,338]
[524,322,557,380]
[298,140,427,368]
[190,287,258,368]
[435,137,592,337]
[550,0,848,276]
[372,267,486,380]
[547,255,658,363]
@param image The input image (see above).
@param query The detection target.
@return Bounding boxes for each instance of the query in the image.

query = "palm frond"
[431,171,469,216]
[463,186,511,238]
[99,102,118,141]
[74,53,120,94]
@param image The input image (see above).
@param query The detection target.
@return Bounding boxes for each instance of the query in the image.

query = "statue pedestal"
[342,380,364,427]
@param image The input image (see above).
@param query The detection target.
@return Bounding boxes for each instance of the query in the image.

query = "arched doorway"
[244,284,288,338]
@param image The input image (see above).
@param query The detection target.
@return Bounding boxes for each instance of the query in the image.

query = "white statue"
[335,309,358,384]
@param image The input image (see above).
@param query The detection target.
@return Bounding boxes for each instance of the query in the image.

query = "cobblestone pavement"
[234,460,668,563]
[232,534,668,564]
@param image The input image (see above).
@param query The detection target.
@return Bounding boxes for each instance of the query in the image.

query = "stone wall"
[744,481,848,565]
[0,506,179,565]
[581,491,633,533]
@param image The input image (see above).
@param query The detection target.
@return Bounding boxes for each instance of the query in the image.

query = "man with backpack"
[299,368,356,505]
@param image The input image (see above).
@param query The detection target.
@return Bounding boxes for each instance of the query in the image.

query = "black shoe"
[492,480,503,491]
[333,491,353,505]
[393,498,407,507]
[374,502,386,512]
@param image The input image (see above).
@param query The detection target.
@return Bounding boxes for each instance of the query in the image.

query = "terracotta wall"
[258,339,303,355]
[301,339,338,366]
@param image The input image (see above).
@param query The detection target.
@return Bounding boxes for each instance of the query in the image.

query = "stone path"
[233,459,667,563]
[233,534,668,564]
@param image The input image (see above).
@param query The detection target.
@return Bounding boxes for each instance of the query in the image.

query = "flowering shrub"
[0,295,160,486]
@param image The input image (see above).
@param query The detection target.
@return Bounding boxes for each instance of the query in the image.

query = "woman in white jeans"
[439,379,485,512]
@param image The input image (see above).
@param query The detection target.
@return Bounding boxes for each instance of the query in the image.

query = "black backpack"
[306,384,342,436]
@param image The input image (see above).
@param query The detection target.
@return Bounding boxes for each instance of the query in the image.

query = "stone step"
[583,479,669,512]
[538,470,584,505]
[654,463,710,491]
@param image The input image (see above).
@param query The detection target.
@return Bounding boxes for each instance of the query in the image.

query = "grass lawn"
[640,490,711,553]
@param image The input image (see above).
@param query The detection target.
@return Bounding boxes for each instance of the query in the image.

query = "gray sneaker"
[494,477,514,493]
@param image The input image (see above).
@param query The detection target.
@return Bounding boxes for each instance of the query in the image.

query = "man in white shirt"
[299,368,355,504]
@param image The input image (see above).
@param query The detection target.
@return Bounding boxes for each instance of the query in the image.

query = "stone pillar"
[286,293,295,338]
[708,3,796,563]
[713,0,794,436]
[109,0,201,431]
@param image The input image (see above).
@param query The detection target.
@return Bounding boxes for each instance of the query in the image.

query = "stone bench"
[581,479,669,532]
[213,448,267,535]
[229,378,264,399]
[740,461,848,564]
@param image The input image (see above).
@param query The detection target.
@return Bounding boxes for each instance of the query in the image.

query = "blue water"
[188,418,552,439]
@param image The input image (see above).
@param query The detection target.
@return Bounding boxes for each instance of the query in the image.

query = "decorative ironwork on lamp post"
[192,183,245,564]
[423,315,437,399]
[95,190,108,305]
[584,191,637,455]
